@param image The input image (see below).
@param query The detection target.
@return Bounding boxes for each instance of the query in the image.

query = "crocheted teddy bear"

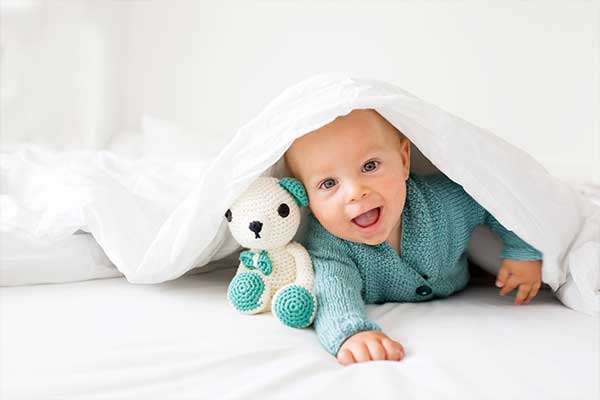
[224,177,317,328]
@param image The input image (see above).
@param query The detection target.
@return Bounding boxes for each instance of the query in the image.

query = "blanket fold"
[2,74,598,315]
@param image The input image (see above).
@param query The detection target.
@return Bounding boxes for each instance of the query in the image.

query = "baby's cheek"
[318,213,347,237]
[320,214,343,232]
[310,198,349,232]
[311,198,332,218]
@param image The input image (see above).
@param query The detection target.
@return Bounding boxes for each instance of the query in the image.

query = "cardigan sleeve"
[301,214,381,356]
[423,173,543,261]
[483,212,543,260]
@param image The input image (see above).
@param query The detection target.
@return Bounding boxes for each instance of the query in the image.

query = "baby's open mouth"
[352,207,381,228]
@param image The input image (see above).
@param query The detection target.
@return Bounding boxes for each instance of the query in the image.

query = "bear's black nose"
[248,221,263,239]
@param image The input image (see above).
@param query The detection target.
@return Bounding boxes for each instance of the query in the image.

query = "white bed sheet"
[1,268,597,400]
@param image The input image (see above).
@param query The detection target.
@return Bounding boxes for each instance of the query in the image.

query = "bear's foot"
[228,271,270,314]
[272,284,317,328]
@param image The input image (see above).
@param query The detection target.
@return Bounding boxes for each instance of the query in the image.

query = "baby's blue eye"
[362,160,379,172]
[320,179,336,190]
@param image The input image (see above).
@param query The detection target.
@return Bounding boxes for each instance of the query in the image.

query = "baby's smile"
[285,109,411,251]
[352,206,381,228]
[351,206,385,240]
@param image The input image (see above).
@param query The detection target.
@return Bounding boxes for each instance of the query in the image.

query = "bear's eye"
[277,203,290,218]
[225,209,232,222]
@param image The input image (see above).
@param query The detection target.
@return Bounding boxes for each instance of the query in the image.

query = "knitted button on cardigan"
[301,173,542,356]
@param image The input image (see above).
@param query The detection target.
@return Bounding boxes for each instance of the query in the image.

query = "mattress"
[1,266,597,400]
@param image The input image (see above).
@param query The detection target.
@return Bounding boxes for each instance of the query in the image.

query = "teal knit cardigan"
[300,173,542,356]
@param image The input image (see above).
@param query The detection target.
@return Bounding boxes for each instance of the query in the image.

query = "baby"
[284,109,543,366]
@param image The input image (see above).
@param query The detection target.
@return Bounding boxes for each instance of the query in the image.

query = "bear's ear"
[278,178,309,207]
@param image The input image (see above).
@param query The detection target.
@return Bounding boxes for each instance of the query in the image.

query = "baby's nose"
[347,186,370,202]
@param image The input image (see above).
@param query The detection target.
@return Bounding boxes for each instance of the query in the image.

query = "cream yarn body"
[225,177,317,328]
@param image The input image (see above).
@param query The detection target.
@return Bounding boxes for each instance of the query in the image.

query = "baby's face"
[285,109,410,246]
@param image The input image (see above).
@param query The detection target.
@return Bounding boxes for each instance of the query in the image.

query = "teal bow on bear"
[239,250,273,276]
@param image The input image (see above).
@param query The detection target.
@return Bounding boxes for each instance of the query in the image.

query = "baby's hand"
[495,259,543,305]
[337,331,404,365]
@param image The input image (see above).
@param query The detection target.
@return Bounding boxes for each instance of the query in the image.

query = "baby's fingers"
[495,266,510,288]
[514,284,532,305]
[337,349,356,365]
[351,343,372,363]
[524,282,542,303]
[381,338,404,361]
[499,276,519,297]
[366,340,387,361]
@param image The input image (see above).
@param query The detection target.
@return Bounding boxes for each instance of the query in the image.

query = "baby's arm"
[483,212,543,261]
[303,215,403,364]
[425,174,543,303]
[312,252,403,364]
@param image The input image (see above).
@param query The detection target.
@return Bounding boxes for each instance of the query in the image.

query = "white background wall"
[0,0,128,149]
[1,0,599,181]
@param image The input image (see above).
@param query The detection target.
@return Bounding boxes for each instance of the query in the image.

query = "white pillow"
[106,130,143,158]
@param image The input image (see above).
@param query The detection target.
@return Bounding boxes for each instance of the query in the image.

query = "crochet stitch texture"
[226,177,317,328]
[301,173,542,355]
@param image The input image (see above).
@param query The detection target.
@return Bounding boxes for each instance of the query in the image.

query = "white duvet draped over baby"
[2,74,598,315]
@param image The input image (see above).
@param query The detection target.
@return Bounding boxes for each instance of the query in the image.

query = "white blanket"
[2,74,598,315]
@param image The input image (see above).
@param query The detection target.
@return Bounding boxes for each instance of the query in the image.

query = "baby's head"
[284,109,411,246]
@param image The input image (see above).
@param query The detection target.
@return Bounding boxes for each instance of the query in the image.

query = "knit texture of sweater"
[300,173,543,356]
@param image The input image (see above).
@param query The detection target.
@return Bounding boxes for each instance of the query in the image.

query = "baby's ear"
[401,139,411,180]
[279,178,309,207]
